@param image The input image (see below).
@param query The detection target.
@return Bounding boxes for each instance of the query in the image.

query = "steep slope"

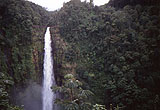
[0,0,50,109]
[50,0,160,110]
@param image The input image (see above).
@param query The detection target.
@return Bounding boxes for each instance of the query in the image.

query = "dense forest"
[0,0,50,109]
[0,0,160,110]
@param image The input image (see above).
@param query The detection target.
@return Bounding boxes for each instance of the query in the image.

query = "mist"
[12,81,42,110]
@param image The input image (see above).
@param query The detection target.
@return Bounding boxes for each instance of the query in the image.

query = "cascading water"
[43,27,56,110]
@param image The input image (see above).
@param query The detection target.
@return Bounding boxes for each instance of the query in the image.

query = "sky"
[27,0,110,11]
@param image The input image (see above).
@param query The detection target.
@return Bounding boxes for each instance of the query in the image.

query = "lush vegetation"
[108,0,160,8]
[52,73,94,110]
[50,0,160,110]
[0,0,160,110]
[0,0,50,109]
[0,72,23,110]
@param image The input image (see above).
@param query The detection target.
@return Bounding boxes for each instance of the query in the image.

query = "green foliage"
[114,105,123,110]
[92,104,106,110]
[7,105,23,110]
[64,74,74,79]
[1,0,159,110]
[0,0,50,109]
[50,1,160,110]
[52,73,94,110]
[0,72,22,110]
[0,0,49,84]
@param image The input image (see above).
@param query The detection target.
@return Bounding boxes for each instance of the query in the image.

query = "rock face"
[108,0,160,8]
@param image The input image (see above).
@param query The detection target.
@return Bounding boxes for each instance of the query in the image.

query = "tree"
[52,74,94,110]
[0,72,22,110]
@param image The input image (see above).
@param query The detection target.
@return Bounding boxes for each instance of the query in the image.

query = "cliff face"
[0,0,50,109]
[50,0,160,110]
[0,0,49,84]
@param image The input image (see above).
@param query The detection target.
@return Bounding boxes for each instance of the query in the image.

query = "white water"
[43,27,56,110]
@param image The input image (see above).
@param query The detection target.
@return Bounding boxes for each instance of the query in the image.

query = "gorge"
[0,0,160,110]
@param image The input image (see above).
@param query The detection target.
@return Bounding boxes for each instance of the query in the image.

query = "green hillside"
[0,0,50,109]
[50,0,160,110]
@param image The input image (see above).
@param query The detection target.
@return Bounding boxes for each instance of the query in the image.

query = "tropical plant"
[92,104,107,110]
[52,73,94,110]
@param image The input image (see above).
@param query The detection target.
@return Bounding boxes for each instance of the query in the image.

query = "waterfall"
[43,27,56,110]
